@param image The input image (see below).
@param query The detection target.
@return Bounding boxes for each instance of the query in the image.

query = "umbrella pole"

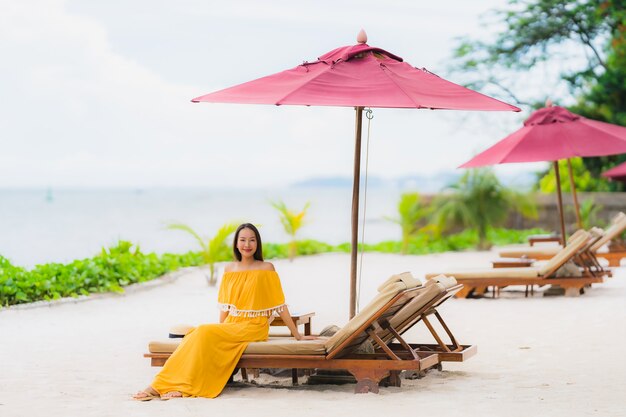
[350,106,364,319]
[554,161,567,247]
[566,159,583,228]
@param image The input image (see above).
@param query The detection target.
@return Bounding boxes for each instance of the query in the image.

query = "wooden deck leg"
[349,369,389,394]
[355,379,379,394]
[241,368,249,382]
[386,371,402,387]
[292,369,299,385]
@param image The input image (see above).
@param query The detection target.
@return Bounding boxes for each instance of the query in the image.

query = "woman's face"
[237,228,257,260]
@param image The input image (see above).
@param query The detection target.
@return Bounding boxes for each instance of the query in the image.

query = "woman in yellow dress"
[133,223,315,400]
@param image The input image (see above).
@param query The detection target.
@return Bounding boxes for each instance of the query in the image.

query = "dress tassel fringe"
[217,303,287,317]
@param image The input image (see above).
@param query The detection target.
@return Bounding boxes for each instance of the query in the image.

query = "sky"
[0,0,564,189]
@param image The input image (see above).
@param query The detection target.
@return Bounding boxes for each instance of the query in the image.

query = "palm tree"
[386,192,431,254]
[270,200,310,260]
[432,168,537,250]
[167,222,239,285]
[572,198,605,229]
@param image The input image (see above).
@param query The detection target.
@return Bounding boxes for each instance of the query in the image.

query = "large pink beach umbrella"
[193,31,520,318]
[461,104,626,244]
[603,161,626,182]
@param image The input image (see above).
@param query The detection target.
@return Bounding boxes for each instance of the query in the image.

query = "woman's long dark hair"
[233,223,264,261]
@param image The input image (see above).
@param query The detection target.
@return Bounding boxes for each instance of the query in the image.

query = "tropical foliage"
[450,0,626,191]
[270,200,310,260]
[385,192,432,254]
[1,228,550,307]
[0,241,203,307]
[167,222,239,285]
[570,198,606,229]
[537,158,611,192]
[431,168,537,249]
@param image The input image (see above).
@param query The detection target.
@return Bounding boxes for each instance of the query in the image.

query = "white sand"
[1,251,625,417]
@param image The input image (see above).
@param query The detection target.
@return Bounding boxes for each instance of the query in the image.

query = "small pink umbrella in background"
[603,161,626,182]
[461,102,626,245]
[192,30,520,318]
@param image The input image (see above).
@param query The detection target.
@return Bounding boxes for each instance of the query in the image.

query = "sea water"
[0,187,404,268]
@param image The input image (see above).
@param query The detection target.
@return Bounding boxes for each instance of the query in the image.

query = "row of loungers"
[501,212,626,267]
[145,273,477,394]
[426,229,610,298]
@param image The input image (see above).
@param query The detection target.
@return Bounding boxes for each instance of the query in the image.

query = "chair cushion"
[168,324,194,338]
[425,267,539,279]
[537,230,589,276]
[376,271,421,292]
[149,336,329,355]
[245,337,328,355]
[149,339,181,353]
[591,212,626,251]
[427,274,458,289]
[388,281,446,330]
[324,272,421,354]
[499,247,559,258]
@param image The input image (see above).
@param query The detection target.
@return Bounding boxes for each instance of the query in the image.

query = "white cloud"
[0,0,544,188]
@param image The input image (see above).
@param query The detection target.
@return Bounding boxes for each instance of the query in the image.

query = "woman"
[133,223,314,400]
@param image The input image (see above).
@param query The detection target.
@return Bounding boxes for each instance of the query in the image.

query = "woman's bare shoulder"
[258,261,275,271]
[224,262,236,273]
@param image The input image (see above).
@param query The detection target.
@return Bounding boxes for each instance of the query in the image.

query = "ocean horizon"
[1,186,407,268]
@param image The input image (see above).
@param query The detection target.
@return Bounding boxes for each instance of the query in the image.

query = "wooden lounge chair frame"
[501,230,611,279]
[144,283,476,394]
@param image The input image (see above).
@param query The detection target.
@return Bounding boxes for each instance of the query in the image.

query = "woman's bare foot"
[161,391,183,400]
[132,386,160,401]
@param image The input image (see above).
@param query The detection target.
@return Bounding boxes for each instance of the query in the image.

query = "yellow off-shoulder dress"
[151,270,286,398]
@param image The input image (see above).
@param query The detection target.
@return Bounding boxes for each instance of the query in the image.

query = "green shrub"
[0,228,548,307]
[0,241,204,307]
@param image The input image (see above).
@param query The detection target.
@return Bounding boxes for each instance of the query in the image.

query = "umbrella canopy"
[461,106,626,166]
[193,31,520,318]
[603,161,626,182]
[192,42,519,111]
[461,105,626,243]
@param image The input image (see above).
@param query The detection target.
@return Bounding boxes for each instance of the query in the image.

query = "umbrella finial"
[357,29,367,44]
[545,98,553,107]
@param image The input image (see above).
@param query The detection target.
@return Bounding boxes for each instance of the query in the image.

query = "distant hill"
[291,171,537,192]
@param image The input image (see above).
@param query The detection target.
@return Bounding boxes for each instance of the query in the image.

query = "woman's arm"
[278,306,316,340]
[219,310,229,323]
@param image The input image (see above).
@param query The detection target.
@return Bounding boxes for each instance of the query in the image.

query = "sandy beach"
[1,250,625,417]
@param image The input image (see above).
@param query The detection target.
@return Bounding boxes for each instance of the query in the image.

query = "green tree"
[537,158,611,192]
[451,0,626,189]
[568,197,606,229]
[270,200,310,260]
[167,222,238,285]
[432,169,537,250]
[385,192,431,255]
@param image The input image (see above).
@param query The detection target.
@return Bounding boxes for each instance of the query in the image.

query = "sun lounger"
[500,212,626,266]
[426,230,606,298]
[527,233,562,246]
[144,273,476,394]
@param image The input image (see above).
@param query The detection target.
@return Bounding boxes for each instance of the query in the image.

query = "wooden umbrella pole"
[566,158,582,228]
[350,106,364,319]
[554,161,567,247]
